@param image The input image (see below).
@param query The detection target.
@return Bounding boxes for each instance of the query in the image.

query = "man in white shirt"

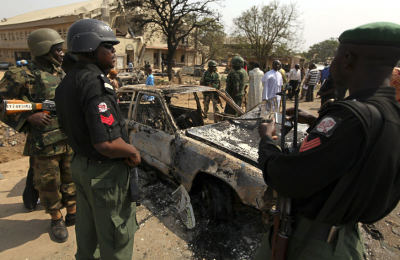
[262,60,283,112]
[288,64,301,99]
[247,63,265,110]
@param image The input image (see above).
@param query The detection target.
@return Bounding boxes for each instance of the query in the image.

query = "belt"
[74,153,124,165]
[87,158,124,164]
[293,216,350,243]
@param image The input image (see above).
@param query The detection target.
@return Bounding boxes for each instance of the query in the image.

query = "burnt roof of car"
[118,84,215,94]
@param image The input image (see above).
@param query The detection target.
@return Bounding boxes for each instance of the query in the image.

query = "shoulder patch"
[100,114,115,125]
[299,136,321,152]
[98,102,108,113]
[312,116,340,137]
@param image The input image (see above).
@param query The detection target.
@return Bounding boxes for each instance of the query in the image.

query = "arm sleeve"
[262,74,269,100]
[0,70,33,131]
[259,109,365,199]
[79,75,122,144]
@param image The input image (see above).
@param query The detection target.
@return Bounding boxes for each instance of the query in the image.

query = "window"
[180,55,185,63]
[62,29,67,38]
[135,94,173,133]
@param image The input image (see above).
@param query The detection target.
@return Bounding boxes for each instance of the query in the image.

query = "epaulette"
[98,73,115,93]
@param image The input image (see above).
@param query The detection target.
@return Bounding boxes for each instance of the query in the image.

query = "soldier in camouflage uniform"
[200,60,220,118]
[0,28,75,243]
[224,55,248,115]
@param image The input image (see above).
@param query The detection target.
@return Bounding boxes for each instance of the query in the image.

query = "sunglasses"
[101,43,115,50]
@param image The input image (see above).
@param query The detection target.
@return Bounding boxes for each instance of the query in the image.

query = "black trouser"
[288,80,300,99]
[306,84,316,102]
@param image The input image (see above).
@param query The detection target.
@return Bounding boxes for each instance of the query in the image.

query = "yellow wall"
[0,23,70,63]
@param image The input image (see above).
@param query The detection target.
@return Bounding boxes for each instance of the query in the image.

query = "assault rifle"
[270,84,298,260]
[2,99,56,116]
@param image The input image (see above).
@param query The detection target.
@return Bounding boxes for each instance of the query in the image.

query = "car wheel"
[199,179,233,221]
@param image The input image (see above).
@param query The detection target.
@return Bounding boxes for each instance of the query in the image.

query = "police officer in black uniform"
[255,22,400,259]
[55,19,141,260]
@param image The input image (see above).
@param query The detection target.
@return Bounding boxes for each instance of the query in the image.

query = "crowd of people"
[201,54,338,119]
[0,18,400,260]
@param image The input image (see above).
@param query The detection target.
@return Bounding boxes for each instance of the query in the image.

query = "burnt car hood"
[186,104,308,166]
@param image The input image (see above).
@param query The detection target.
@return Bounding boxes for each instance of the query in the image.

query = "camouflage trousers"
[203,92,220,115]
[32,148,76,213]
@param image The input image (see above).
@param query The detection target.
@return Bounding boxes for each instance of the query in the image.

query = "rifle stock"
[274,233,289,260]
[271,207,281,259]
[2,99,56,115]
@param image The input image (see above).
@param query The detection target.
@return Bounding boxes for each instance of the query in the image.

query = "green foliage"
[193,18,227,63]
[124,0,222,80]
[304,38,339,63]
[232,1,301,68]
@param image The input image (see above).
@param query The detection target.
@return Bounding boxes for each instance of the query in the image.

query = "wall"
[0,23,70,63]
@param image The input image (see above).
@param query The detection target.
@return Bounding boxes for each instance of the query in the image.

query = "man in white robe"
[262,60,283,112]
[247,63,265,111]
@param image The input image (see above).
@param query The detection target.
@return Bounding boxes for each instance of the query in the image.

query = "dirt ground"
[0,70,399,259]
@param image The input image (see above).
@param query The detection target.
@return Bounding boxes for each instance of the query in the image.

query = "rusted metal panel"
[172,134,266,209]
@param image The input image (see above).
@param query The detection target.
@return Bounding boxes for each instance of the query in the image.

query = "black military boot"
[50,218,68,243]
[65,213,76,227]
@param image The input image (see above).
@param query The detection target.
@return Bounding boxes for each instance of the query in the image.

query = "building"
[0,0,201,70]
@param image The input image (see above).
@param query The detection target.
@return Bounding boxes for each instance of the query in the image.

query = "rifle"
[2,99,56,116]
[272,84,295,260]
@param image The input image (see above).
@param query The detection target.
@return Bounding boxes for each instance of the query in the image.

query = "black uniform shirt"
[258,87,400,224]
[56,62,128,161]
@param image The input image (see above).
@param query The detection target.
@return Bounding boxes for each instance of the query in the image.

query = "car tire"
[199,179,233,221]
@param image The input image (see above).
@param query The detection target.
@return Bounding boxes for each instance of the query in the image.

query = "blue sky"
[1,0,400,51]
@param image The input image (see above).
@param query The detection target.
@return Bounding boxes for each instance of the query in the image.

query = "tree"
[192,18,226,64]
[304,38,339,63]
[124,0,222,80]
[232,1,301,69]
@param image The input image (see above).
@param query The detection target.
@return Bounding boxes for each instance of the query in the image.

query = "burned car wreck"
[118,84,307,223]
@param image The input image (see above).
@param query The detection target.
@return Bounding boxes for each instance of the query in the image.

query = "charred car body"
[118,85,307,219]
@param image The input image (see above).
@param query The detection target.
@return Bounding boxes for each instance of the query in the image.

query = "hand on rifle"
[125,148,141,167]
[259,121,279,140]
[27,112,51,127]
[286,107,317,125]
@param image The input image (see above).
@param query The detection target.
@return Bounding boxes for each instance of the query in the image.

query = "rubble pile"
[137,168,264,259]
[0,121,24,147]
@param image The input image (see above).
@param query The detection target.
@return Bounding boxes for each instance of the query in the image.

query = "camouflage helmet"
[208,60,217,67]
[67,19,119,53]
[27,28,64,57]
[231,56,244,68]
